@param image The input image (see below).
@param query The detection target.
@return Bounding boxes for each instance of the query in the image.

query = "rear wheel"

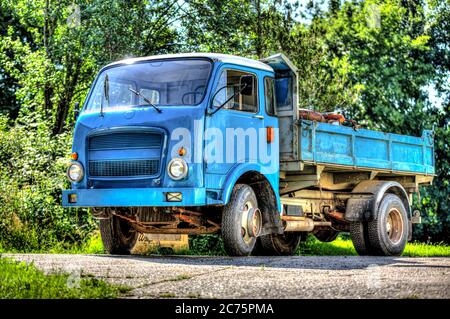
[99,215,138,255]
[367,194,409,256]
[350,194,409,256]
[221,184,262,256]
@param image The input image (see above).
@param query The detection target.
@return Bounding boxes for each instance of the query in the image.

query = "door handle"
[253,115,264,120]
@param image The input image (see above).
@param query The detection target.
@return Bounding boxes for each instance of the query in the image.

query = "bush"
[0,114,96,252]
[189,235,226,256]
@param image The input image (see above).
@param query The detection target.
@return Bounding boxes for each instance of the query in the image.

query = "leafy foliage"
[0,113,96,251]
[189,235,226,255]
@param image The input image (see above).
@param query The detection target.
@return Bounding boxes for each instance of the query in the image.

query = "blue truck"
[62,53,435,256]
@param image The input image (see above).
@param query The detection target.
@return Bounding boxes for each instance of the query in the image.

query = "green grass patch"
[0,231,106,255]
[0,257,125,298]
[402,241,450,257]
[297,236,357,256]
[296,235,450,257]
[2,231,449,257]
[48,231,105,254]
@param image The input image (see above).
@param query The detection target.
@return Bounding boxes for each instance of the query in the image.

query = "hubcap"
[386,208,403,245]
[241,201,261,245]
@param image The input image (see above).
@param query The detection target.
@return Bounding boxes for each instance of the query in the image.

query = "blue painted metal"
[299,120,435,175]
[62,187,208,207]
[203,62,280,211]
[62,56,280,209]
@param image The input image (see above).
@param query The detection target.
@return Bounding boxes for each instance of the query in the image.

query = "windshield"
[84,59,212,112]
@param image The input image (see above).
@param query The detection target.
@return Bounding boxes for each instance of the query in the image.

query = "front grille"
[89,133,161,150]
[89,159,160,177]
[88,131,163,179]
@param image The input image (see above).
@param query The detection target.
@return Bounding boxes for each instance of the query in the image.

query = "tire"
[255,233,303,256]
[350,221,373,256]
[99,215,138,255]
[367,194,409,256]
[313,229,339,242]
[221,184,260,256]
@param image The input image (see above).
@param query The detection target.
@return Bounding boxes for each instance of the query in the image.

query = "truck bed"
[296,120,435,175]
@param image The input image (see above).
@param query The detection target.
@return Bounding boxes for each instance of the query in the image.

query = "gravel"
[4,254,449,299]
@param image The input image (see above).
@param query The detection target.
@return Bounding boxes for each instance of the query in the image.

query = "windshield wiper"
[128,87,162,113]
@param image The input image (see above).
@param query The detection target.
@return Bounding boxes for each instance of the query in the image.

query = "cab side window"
[215,69,258,113]
[264,77,276,116]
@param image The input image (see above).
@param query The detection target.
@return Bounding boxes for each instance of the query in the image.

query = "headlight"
[67,162,84,182]
[167,158,188,180]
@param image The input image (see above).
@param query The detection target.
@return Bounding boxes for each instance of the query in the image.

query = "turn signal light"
[70,152,78,160]
[178,147,186,156]
[267,126,274,143]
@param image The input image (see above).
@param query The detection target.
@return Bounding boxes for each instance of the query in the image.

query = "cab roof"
[104,52,274,73]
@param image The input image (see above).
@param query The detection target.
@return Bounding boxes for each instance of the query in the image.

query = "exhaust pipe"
[282,216,331,232]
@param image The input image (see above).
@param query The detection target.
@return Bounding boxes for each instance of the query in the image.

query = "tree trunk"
[43,0,53,116]
[52,58,82,135]
[255,0,262,59]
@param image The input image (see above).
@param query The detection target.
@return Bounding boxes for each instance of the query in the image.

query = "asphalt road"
[4,254,450,299]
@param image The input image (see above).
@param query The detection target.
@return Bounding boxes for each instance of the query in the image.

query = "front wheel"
[221,184,262,256]
[99,215,138,255]
[255,232,304,256]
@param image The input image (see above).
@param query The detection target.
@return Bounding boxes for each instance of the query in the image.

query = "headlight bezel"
[167,158,188,180]
[67,161,84,182]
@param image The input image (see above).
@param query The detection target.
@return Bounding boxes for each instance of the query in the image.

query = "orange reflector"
[70,152,78,160]
[267,126,274,143]
[178,147,186,156]
[68,193,77,203]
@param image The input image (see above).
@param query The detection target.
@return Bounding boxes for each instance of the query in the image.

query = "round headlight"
[67,162,84,182]
[167,158,188,180]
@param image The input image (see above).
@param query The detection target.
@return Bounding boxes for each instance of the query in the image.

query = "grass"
[0,257,126,298]
[297,236,358,256]
[142,235,450,257]
[172,274,193,281]
[296,235,450,257]
[1,231,449,257]
[402,241,450,257]
[48,232,105,255]
[0,231,106,255]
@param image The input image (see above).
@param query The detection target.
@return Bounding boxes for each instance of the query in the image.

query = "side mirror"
[240,75,254,96]
[74,102,80,121]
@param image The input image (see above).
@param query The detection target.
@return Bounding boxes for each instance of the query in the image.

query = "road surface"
[4,254,449,299]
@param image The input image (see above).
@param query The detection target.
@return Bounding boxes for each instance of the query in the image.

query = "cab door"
[204,65,270,186]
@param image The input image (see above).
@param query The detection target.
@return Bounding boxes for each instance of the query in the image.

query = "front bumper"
[62,187,211,207]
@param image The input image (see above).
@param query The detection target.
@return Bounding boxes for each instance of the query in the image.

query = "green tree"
[413,0,450,242]
[0,0,183,134]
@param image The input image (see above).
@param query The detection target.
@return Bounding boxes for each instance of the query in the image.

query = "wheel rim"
[241,201,259,245]
[386,208,403,245]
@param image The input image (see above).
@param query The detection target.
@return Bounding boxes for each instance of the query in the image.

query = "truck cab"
[63,53,434,257]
